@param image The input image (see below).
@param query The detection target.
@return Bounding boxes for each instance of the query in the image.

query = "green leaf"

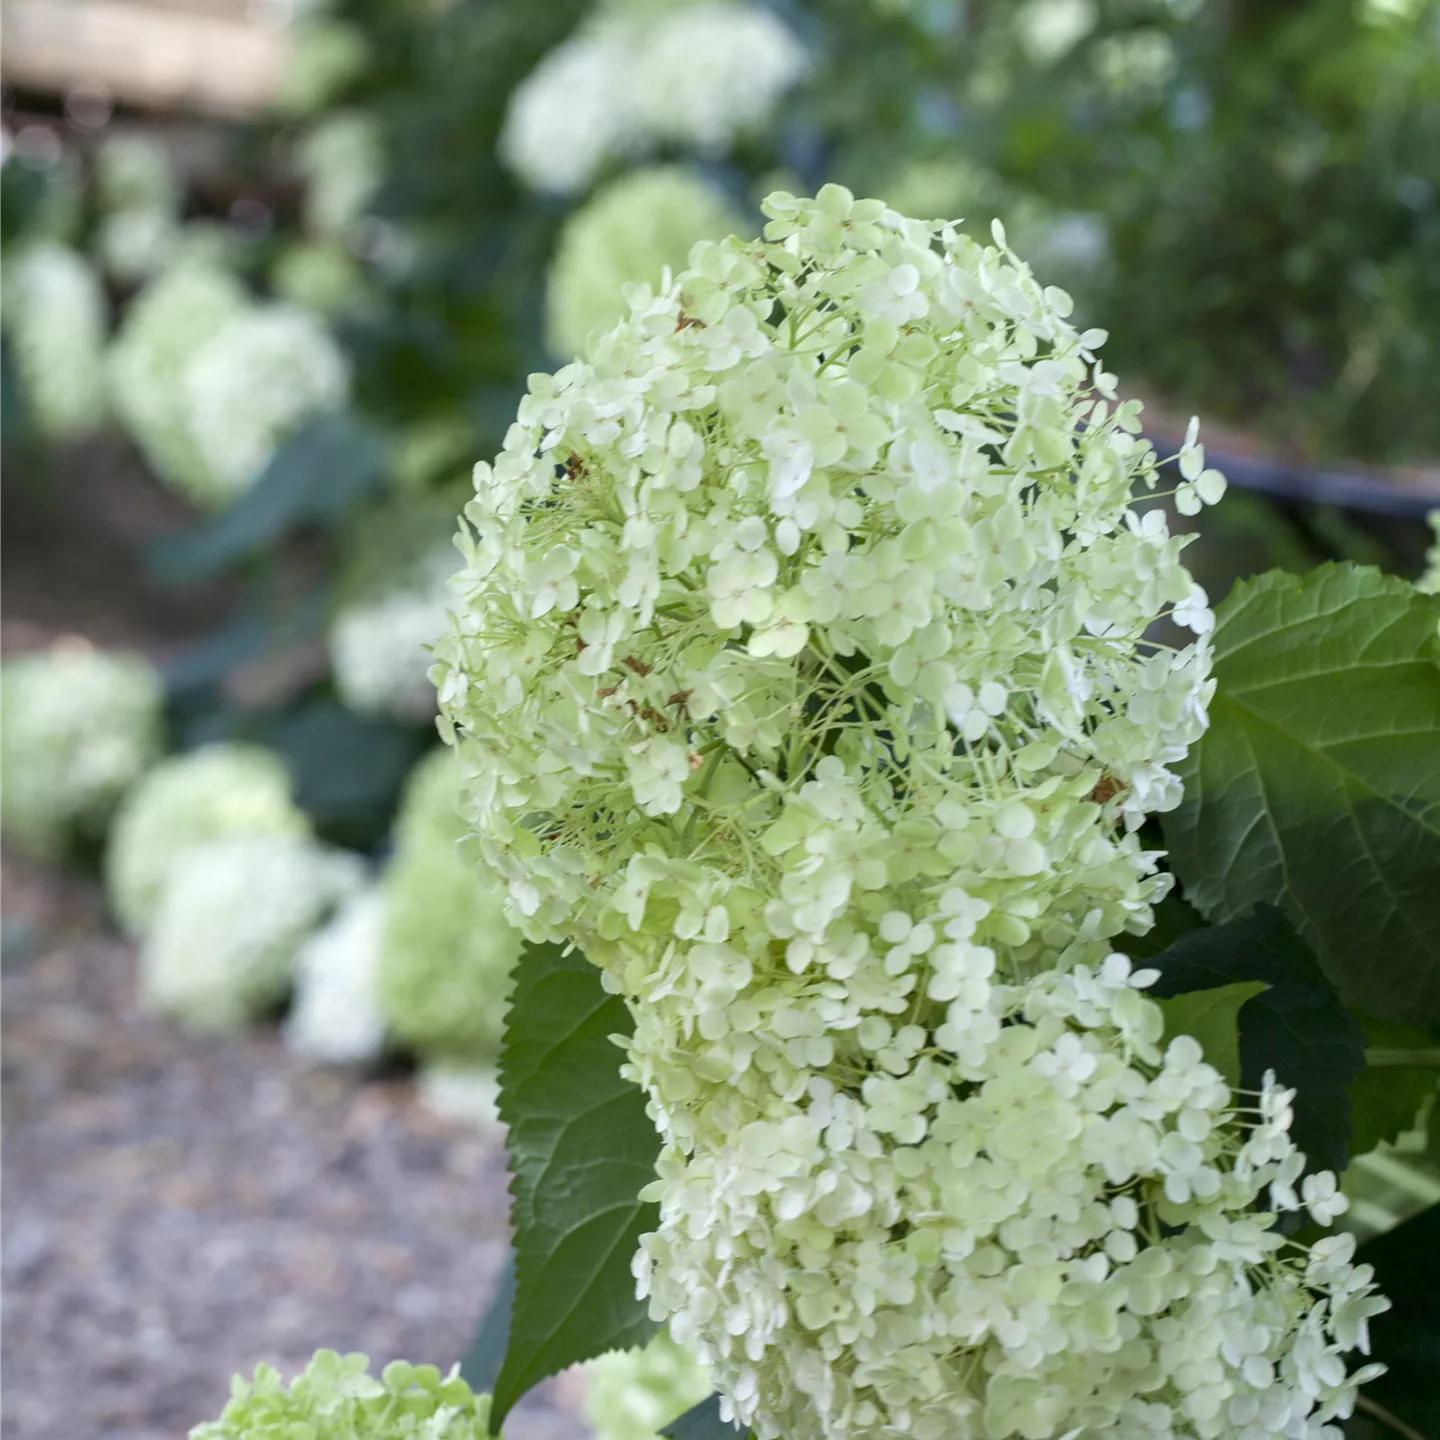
[1354,1204,1440,1438]
[1164,564,1440,1025]
[662,1394,750,1440]
[144,412,390,584]
[1350,1019,1440,1157]
[1154,982,1268,1089]
[491,942,660,1428]
[458,1251,515,1396]
[1145,906,1366,1173]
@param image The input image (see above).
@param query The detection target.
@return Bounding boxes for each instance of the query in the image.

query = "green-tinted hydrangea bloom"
[190,1349,492,1439]
[1418,509,1440,595]
[584,1332,712,1440]
[0,642,162,859]
[3,242,109,439]
[107,260,249,506]
[141,834,362,1033]
[375,748,524,1064]
[546,167,749,361]
[106,742,310,938]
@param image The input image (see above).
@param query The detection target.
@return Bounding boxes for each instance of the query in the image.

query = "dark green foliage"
[662,1393,751,1440]
[1165,564,1440,1027]
[490,942,660,1427]
[1145,907,1366,1174]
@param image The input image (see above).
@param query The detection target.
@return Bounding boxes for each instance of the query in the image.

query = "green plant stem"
[1355,1393,1430,1440]
[1365,1047,1440,1070]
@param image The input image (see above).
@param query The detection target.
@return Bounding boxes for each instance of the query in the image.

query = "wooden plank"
[1,0,286,117]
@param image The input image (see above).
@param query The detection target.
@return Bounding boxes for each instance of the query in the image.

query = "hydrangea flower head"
[190,1348,492,1439]
[141,834,362,1033]
[106,742,310,937]
[3,242,108,439]
[184,303,349,501]
[376,748,525,1064]
[0,641,161,859]
[584,1331,712,1440]
[547,166,750,361]
[433,187,1379,1439]
[107,260,248,505]
[1418,508,1440,595]
[285,889,387,1066]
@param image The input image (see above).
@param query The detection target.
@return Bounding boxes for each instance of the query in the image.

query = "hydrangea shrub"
[375,748,525,1064]
[432,188,1391,1439]
[140,835,362,1034]
[285,889,388,1067]
[106,742,310,938]
[190,1349,492,1439]
[0,642,162,860]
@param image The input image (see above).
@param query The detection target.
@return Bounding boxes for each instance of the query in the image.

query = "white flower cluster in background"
[375,748,525,1065]
[295,110,383,238]
[501,1,805,194]
[94,133,183,283]
[184,303,350,500]
[416,1063,503,1133]
[285,889,388,1065]
[583,1331,712,1440]
[107,261,249,506]
[547,166,749,360]
[1417,508,1440,595]
[434,186,1385,1438]
[106,742,311,937]
[141,834,363,1033]
[329,544,455,722]
[3,242,108,440]
[0,642,162,859]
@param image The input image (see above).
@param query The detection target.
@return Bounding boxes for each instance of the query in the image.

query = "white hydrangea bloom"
[329,545,454,722]
[583,1331,712,1440]
[184,303,350,500]
[1417,508,1439,594]
[0,641,162,859]
[629,1,807,152]
[547,166,749,361]
[284,888,387,1065]
[295,110,383,237]
[500,1,805,194]
[499,18,637,194]
[433,187,1383,1439]
[94,133,182,282]
[3,242,108,439]
[417,1063,503,1133]
[107,261,249,506]
[106,742,310,938]
[141,834,363,1033]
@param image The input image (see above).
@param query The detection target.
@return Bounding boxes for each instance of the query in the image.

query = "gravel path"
[1,854,587,1440]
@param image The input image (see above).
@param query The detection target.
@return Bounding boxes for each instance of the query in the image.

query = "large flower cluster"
[3,242,108,439]
[140,834,362,1033]
[0,642,162,859]
[376,748,525,1064]
[433,187,1385,1437]
[500,1,805,194]
[184,303,349,499]
[547,166,749,361]
[107,261,249,506]
[106,742,310,937]
[584,1332,712,1440]
[190,1349,492,1439]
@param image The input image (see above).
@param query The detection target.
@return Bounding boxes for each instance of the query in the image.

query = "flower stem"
[1365,1047,1440,1070]
[1355,1393,1430,1440]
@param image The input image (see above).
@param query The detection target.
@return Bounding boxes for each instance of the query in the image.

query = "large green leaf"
[491,942,660,1427]
[1164,564,1440,1025]
[1349,1018,1440,1158]
[1351,1205,1440,1439]
[1145,907,1366,1173]
[1154,982,1267,1089]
